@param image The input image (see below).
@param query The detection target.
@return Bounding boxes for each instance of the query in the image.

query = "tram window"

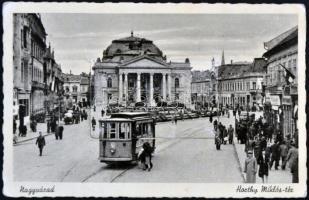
[119,123,126,139]
[127,124,131,139]
[143,124,148,135]
[103,123,107,138]
[135,124,141,136]
[119,123,131,139]
[109,123,116,139]
[148,123,152,134]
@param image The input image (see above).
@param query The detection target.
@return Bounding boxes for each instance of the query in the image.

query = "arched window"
[107,77,112,88]
[175,78,179,88]
[65,86,70,92]
[73,85,78,92]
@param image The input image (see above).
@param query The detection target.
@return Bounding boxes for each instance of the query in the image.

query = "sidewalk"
[219,110,292,183]
[15,122,55,144]
[233,137,292,183]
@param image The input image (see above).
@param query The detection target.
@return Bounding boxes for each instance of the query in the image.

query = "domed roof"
[102,32,163,61]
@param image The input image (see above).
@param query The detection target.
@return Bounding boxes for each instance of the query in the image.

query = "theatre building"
[93,32,192,108]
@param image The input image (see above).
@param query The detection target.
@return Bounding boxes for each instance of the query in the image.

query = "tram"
[98,112,156,164]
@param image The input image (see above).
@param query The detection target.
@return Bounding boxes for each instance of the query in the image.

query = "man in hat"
[35,132,46,156]
[244,150,257,183]
[286,141,298,170]
[269,140,280,170]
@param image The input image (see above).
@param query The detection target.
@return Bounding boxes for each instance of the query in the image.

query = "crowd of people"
[238,115,299,183]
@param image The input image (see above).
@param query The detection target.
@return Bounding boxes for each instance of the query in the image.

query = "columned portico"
[93,34,192,108]
[136,73,141,102]
[119,73,123,103]
[167,73,172,101]
[162,73,166,101]
[149,73,154,106]
[124,73,128,103]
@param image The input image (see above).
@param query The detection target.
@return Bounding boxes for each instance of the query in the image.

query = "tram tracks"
[81,120,213,183]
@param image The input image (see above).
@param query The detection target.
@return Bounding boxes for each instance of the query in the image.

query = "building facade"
[44,44,64,113]
[13,13,48,125]
[93,32,192,108]
[263,26,298,138]
[28,14,47,117]
[191,70,212,108]
[63,73,90,106]
[13,13,32,122]
[13,13,64,127]
[217,58,266,110]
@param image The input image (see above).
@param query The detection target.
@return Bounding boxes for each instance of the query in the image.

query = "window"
[73,85,78,92]
[108,123,116,139]
[108,93,112,100]
[23,26,28,48]
[119,123,131,139]
[107,77,112,88]
[21,29,23,48]
[252,82,256,90]
[175,78,179,88]
[21,61,24,82]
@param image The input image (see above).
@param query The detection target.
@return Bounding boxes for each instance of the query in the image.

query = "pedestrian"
[257,150,269,183]
[93,105,96,112]
[35,132,46,156]
[58,123,64,140]
[47,120,50,133]
[223,127,228,145]
[245,136,254,154]
[143,142,153,171]
[291,156,298,183]
[13,119,17,134]
[253,136,261,158]
[174,116,178,125]
[215,129,221,150]
[213,119,218,130]
[84,110,88,120]
[238,109,241,116]
[33,119,37,132]
[269,141,280,170]
[279,140,288,170]
[209,112,213,123]
[260,136,267,151]
[18,125,23,137]
[137,145,147,170]
[266,125,273,143]
[101,109,105,117]
[244,150,257,183]
[54,123,59,140]
[92,117,96,131]
[22,125,27,137]
[286,142,298,170]
[228,124,234,144]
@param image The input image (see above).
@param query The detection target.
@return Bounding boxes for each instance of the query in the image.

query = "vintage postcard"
[2,2,307,198]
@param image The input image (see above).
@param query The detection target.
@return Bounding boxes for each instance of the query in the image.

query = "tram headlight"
[110,142,116,154]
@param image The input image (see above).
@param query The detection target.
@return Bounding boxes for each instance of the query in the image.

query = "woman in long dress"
[257,150,269,183]
[244,150,257,183]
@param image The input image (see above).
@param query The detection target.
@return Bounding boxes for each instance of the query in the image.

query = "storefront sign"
[282,96,292,105]
[269,95,281,106]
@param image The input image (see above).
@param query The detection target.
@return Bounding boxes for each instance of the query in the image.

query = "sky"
[40,14,297,74]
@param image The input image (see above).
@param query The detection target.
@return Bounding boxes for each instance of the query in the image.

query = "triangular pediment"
[120,56,169,68]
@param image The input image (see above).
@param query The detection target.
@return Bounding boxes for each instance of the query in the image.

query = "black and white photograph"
[2,2,307,198]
